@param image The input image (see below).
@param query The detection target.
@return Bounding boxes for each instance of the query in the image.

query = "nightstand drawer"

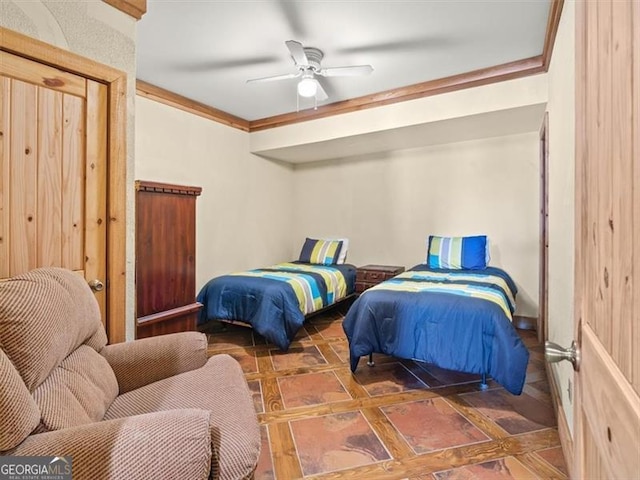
[355,264,405,294]
[356,270,385,282]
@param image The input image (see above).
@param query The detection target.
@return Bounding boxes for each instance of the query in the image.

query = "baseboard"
[513,315,537,330]
[545,362,574,478]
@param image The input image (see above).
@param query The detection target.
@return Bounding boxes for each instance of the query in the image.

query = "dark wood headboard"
[135,180,202,339]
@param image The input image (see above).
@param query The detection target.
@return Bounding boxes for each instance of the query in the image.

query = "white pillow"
[320,238,349,264]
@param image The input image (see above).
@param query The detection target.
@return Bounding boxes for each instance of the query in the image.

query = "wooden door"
[574,1,640,478]
[0,51,108,323]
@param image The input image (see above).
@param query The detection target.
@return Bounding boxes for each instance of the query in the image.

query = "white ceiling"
[137,0,551,122]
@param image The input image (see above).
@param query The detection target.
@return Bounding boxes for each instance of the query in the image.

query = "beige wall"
[546,0,576,434]
[1,0,138,339]
[135,97,294,291]
[291,132,540,317]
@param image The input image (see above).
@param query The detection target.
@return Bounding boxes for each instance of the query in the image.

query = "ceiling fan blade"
[337,36,454,55]
[318,65,374,77]
[246,72,301,84]
[277,1,305,37]
[315,81,329,101]
[173,56,280,73]
[285,40,309,67]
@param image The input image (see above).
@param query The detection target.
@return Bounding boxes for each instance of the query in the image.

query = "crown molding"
[542,0,565,70]
[102,0,147,20]
[136,80,250,132]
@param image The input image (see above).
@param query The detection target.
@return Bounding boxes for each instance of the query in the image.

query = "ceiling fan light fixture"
[297,76,317,97]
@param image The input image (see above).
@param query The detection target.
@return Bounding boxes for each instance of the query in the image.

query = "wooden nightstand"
[356,264,405,294]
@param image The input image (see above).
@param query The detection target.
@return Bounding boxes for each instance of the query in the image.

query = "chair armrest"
[101,332,208,393]
[6,409,212,480]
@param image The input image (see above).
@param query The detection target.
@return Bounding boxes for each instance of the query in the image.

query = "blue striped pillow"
[299,238,343,265]
[426,235,488,270]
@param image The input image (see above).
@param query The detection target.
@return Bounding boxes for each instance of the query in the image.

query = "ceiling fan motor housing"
[302,47,324,71]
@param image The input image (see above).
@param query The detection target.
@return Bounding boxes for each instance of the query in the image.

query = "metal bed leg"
[479,373,489,391]
[367,353,375,367]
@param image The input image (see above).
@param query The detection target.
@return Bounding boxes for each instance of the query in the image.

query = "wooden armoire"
[135,180,202,338]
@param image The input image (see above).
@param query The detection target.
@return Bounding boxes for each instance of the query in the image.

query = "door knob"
[545,340,580,371]
[88,279,104,292]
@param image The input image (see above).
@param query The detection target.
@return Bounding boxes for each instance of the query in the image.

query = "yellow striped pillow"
[299,238,343,265]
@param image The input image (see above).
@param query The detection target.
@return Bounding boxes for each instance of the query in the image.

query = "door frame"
[0,27,127,343]
[539,112,549,344]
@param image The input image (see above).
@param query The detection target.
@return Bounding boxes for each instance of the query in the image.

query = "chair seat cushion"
[104,354,260,480]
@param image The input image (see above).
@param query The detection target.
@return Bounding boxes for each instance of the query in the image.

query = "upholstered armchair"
[0,268,260,480]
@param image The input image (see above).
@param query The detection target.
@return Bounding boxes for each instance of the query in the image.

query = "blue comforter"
[198,262,356,351]
[342,265,529,395]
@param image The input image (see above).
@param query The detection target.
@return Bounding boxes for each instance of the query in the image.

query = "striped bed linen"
[230,262,347,314]
[342,265,529,395]
[197,262,355,351]
[369,270,515,320]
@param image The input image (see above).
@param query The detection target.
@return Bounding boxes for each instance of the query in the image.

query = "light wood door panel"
[0,78,10,279]
[574,0,640,478]
[36,87,63,267]
[61,93,85,272]
[8,79,37,275]
[85,80,108,318]
[0,51,107,324]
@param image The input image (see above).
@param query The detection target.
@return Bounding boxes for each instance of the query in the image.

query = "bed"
[197,238,356,351]
[342,236,529,395]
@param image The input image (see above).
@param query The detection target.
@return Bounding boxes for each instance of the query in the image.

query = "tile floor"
[206,307,568,480]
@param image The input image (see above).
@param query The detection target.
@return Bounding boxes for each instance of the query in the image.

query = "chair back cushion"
[0,267,108,392]
[33,345,119,431]
[0,350,40,451]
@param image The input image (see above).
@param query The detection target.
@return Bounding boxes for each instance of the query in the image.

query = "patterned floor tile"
[208,328,254,351]
[209,308,563,480]
[329,340,350,364]
[228,350,258,374]
[415,363,482,386]
[355,362,428,396]
[527,379,551,395]
[278,371,351,409]
[270,345,327,371]
[535,446,568,476]
[255,425,275,480]
[290,411,391,476]
[247,379,264,414]
[381,398,489,454]
[433,456,540,479]
[294,326,311,341]
[460,389,556,435]
[312,320,346,340]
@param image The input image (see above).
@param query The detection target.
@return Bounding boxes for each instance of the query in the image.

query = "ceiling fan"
[247,40,374,101]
